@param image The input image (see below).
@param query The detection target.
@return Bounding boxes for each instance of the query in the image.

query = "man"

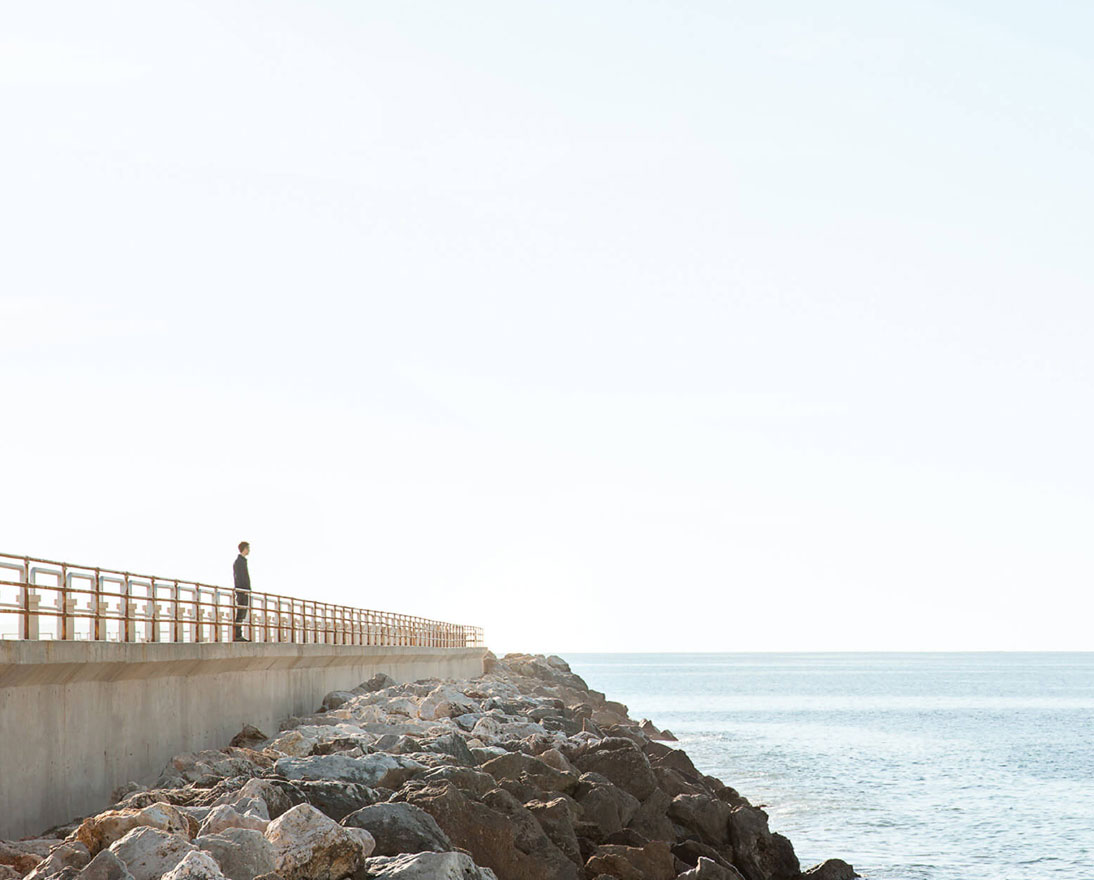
[233,541,251,642]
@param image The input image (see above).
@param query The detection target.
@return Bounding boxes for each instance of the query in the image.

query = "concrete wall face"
[0,642,485,840]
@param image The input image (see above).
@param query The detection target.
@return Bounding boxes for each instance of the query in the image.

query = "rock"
[197,804,269,836]
[668,794,732,845]
[275,754,424,789]
[420,733,477,767]
[76,850,134,880]
[273,753,422,788]
[584,841,675,880]
[360,673,397,692]
[628,788,676,842]
[480,752,579,795]
[229,725,269,750]
[264,804,374,880]
[107,827,198,880]
[639,719,676,741]
[525,798,582,866]
[401,782,579,880]
[726,806,799,880]
[0,867,21,880]
[341,803,451,857]
[362,851,499,879]
[160,850,227,880]
[574,739,658,801]
[268,730,321,758]
[536,748,578,775]
[417,765,498,798]
[296,781,380,822]
[23,841,91,879]
[418,687,479,721]
[575,780,641,838]
[677,856,747,880]
[321,691,356,712]
[195,828,277,880]
[803,858,860,880]
[76,803,192,856]
[234,778,296,819]
[0,841,43,875]
[671,841,740,874]
[164,749,265,785]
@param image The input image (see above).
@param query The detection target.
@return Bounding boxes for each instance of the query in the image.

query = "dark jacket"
[233,554,251,591]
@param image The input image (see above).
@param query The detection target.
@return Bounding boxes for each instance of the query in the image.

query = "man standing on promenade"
[233,541,250,642]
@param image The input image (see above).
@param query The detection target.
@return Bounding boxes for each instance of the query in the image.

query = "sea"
[563,653,1093,880]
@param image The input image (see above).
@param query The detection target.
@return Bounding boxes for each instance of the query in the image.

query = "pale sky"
[2,1,1092,653]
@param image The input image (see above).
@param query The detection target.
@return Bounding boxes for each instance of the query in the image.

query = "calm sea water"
[563,653,1093,880]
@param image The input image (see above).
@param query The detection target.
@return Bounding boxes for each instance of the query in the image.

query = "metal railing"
[0,552,485,648]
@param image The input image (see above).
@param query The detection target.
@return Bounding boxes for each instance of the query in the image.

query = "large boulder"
[76,804,192,856]
[525,798,582,867]
[296,781,380,822]
[726,806,800,880]
[264,804,374,880]
[163,749,266,785]
[275,754,424,789]
[584,841,676,880]
[400,782,580,880]
[0,841,44,875]
[195,828,276,880]
[320,691,357,712]
[573,739,657,801]
[360,673,397,692]
[668,794,732,845]
[225,779,295,819]
[363,851,499,879]
[160,850,226,880]
[107,827,198,880]
[480,752,579,795]
[575,780,640,838]
[341,803,451,856]
[627,788,675,842]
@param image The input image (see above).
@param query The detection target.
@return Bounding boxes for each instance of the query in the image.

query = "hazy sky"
[2,1,1092,653]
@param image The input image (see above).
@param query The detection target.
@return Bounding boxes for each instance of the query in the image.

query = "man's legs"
[234,590,250,641]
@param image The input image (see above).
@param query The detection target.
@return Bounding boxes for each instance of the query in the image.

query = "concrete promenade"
[0,640,486,839]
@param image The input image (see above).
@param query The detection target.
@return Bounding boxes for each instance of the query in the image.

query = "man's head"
[238,541,250,556]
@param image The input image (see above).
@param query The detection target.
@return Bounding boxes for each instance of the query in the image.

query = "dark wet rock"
[726,806,800,880]
[525,798,582,867]
[668,793,732,846]
[671,840,738,872]
[627,788,675,843]
[341,803,451,856]
[803,858,860,880]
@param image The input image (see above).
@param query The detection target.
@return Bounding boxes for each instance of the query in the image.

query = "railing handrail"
[0,551,485,648]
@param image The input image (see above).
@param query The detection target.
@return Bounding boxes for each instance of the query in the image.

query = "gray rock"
[76,850,134,880]
[196,828,276,880]
[296,781,380,822]
[727,806,800,880]
[107,827,198,880]
[264,804,374,880]
[421,733,476,767]
[320,691,356,713]
[341,803,452,856]
[275,754,424,789]
[360,673,397,693]
[362,851,499,879]
[160,851,226,880]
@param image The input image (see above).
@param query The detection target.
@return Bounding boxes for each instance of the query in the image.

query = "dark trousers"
[234,589,250,640]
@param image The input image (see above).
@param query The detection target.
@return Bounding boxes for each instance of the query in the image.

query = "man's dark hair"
[238,541,250,553]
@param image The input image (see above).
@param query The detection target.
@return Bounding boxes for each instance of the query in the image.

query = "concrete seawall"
[0,641,485,839]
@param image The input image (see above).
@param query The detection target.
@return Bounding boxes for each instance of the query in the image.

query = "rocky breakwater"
[0,653,860,880]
